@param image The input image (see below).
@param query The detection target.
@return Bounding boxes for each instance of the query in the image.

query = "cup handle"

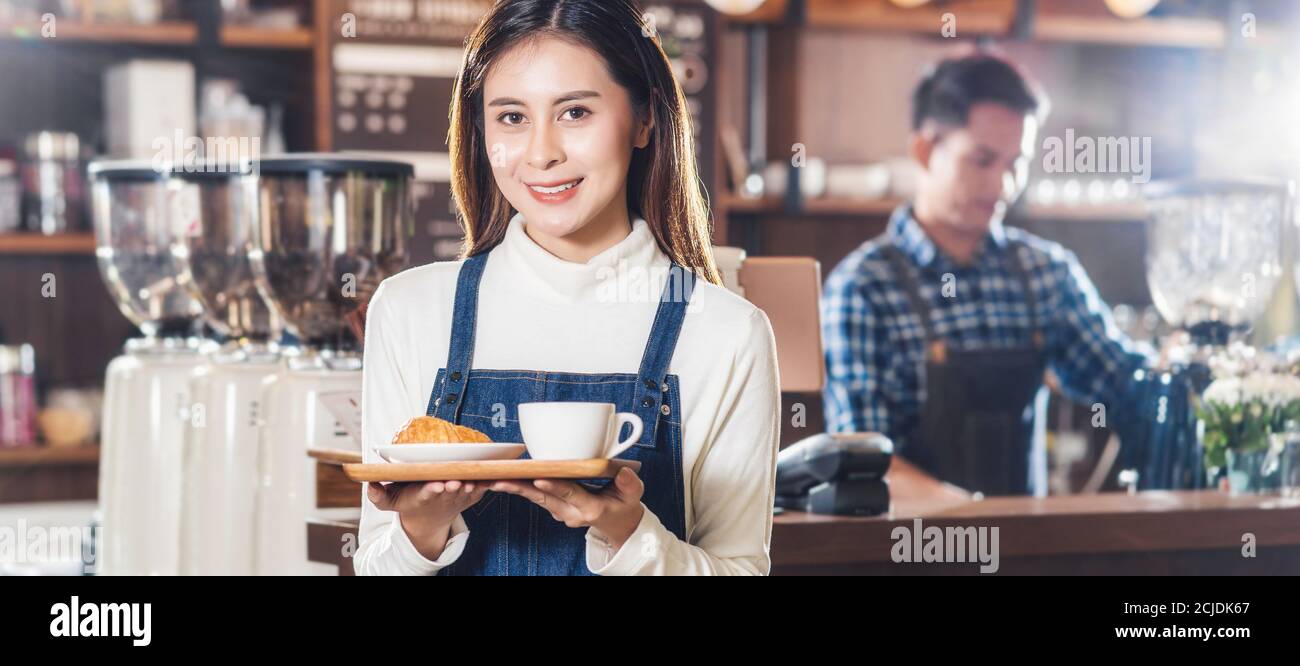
[605,413,643,459]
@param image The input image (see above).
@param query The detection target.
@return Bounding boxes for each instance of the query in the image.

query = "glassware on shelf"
[1251,420,1300,497]
[21,131,85,235]
[0,344,37,448]
[0,158,20,233]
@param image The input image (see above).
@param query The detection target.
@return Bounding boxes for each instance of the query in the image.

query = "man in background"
[821,53,1149,498]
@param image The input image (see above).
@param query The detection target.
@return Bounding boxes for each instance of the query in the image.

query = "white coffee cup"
[517,402,644,460]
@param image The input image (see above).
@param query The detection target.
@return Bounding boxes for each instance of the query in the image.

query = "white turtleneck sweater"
[354,213,780,576]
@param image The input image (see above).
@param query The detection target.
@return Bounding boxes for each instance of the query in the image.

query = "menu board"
[325,0,717,264]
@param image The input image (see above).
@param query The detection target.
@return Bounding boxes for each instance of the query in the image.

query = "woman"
[354,0,779,576]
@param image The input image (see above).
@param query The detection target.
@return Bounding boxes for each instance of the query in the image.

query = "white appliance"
[172,166,284,576]
[180,351,282,575]
[256,353,362,575]
[104,60,196,159]
[249,155,413,575]
[90,160,206,576]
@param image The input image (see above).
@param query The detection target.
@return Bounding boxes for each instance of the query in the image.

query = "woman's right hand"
[367,480,489,561]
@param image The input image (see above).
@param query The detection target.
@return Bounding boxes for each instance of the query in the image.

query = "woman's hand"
[367,480,488,561]
[490,467,646,551]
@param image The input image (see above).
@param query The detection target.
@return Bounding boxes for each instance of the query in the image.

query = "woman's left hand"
[490,467,645,550]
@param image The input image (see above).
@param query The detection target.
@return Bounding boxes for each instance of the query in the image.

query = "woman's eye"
[561,106,590,121]
[498,112,526,126]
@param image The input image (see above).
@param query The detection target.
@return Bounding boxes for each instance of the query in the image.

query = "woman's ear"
[633,106,655,149]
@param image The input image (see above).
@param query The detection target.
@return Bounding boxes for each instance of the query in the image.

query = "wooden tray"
[308,448,363,465]
[343,458,641,483]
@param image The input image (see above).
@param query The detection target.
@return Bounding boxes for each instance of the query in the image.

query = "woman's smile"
[525,177,585,204]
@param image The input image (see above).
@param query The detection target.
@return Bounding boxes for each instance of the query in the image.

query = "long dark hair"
[448,0,720,285]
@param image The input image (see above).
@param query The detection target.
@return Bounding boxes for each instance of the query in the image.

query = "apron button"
[660,404,670,416]
[643,378,657,390]
[661,382,669,392]
[641,397,653,408]
[446,394,458,405]
[451,371,462,381]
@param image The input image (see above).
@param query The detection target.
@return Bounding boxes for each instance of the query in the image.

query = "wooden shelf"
[0,445,99,503]
[720,195,786,214]
[807,0,1015,36]
[741,1,1267,50]
[220,24,314,50]
[1032,15,1225,49]
[803,197,903,216]
[721,195,1149,222]
[0,233,96,256]
[0,20,197,45]
[721,194,902,217]
[1018,202,1148,222]
[0,445,99,467]
[721,0,791,24]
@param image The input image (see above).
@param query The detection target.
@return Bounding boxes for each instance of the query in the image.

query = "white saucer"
[376,443,527,464]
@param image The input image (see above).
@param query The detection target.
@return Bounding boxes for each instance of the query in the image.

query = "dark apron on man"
[882,241,1048,496]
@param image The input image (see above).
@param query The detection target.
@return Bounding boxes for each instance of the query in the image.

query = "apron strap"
[429,252,489,422]
[1005,240,1045,350]
[429,253,695,439]
[881,245,937,339]
[631,264,696,446]
[883,238,1046,359]
[882,245,946,361]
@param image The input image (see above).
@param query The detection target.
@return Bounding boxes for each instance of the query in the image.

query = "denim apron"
[426,251,692,575]
[883,241,1048,496]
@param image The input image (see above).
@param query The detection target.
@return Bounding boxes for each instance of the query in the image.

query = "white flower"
[1203,377,1242,407]
[1241,372,1300,408]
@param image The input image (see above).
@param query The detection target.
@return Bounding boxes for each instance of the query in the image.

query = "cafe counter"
[306,487,1300,575]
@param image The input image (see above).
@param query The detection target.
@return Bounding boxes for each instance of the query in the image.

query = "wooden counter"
[308,490,1300,576]
[770,491,1300,575]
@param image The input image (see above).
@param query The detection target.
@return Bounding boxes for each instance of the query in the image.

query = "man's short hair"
[911,52,1047,131]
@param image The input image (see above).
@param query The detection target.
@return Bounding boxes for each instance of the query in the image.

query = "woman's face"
[482,36,651,243]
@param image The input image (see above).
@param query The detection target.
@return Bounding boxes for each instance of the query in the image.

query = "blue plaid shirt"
[821,206,1148,455]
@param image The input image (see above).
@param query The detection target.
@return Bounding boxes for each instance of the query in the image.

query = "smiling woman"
[448,0,720,281]
[353,0,781,577]
[482,39,647,259]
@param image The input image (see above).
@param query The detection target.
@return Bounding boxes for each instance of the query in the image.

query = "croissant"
[391,416,493,444]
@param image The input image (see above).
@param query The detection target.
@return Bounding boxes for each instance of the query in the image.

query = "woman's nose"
[525,123,565,171]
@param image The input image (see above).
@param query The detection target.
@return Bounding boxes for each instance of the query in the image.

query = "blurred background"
[3,0,1300,564]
